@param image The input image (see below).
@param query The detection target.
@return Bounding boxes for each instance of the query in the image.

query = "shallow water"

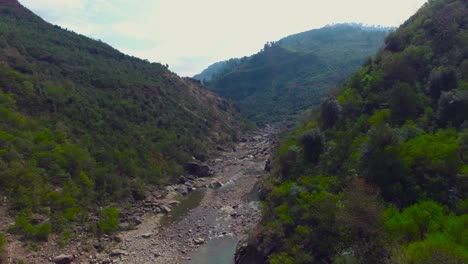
[187,236,237,264]
[160,189,206,227]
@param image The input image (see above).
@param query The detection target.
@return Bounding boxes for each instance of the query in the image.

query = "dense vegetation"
[0,0,244,238]
[195,24,389,124]
[247,0,468,263]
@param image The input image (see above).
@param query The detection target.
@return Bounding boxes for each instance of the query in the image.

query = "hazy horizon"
[20,0,427,76]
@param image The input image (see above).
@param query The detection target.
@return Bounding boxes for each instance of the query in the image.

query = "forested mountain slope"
[239,0,468,263]
[0,0,244,236]
[196,24,389,124]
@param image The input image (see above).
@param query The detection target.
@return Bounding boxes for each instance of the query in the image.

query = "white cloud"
[20,0,428,76]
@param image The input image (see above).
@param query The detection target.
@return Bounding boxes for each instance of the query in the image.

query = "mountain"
[193,58,241,83]
[0,0,244,236]
[195,24,390,124]
[238,0,468,263]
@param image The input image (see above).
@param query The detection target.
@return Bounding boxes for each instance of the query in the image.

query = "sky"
[20,0,427,77]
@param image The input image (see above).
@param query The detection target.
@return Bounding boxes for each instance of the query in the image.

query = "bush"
[10,216,51,241]
[319,96,341,129]
[98,207,120,234]
[427,67,458,100]
[298,129,325,164]
[437,90,468,127]
[0,232,5,248]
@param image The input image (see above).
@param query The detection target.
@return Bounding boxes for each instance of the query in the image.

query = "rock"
[178,176,187,184]
[209,180,222,189]
[118,222,131,231]
[113,234,124,242]
[264,158,271,172]
[168,200,181,207]
[193,238,205,244]
[110,249,128,257]
[230,211,239,218]
[53,254,73,264]
[161,205,171,213]
[141,232,153,238]
[184,162,211,177]
[176,185,188,196]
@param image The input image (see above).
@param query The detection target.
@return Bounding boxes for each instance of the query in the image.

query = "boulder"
[53,254,73,264]
[161,205,171,213]
[184,162,211,177]
[168,200,181,207]
[141,232,153,238]
[175,185,188,196]
[209,180,222,189]
[193,238,205,244]
[110,249,128,257]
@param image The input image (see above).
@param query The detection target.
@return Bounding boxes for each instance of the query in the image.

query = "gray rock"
[110,249,129,257]
[168,200,181,207]
[141,232,153,238]
[161,205,171,213]
[209,180,222,189]
[193,238,205,244]
[53,254,73,264]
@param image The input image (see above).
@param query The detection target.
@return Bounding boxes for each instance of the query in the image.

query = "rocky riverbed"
[2,125,278,264]
[100,125,278,264]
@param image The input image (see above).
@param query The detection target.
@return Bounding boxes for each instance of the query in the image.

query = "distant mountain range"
[194,23,391,124]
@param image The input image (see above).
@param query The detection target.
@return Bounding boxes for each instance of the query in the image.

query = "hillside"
[239,0,468,263]
[0,0,244,239]
[196,24,389,124]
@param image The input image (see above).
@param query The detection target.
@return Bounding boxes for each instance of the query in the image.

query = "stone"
[209,180,222,189]
[168,200,181,207]
[53,254,73,264]
[161,205,171,213]
[175,185,188,196]
[141,232,153,238]
[113,234,124,242]
[178,176,187,184]
[193,238,205,244]
[110,249,129,257]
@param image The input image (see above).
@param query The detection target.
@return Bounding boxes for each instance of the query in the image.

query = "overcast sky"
[20,0,427,76]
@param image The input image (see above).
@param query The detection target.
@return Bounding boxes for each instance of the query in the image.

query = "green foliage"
[98,207,120,234]
[298,128,324,163]
[202,24,389,124]
[384,201,468,263]
[0,232,5,249]
[427,66,458,100]
[0,1,244,237]
[319,96,342,129]
[369,109,391,125]
[437,89,468,127]
[10,216,52,241]
[251,1,468,263]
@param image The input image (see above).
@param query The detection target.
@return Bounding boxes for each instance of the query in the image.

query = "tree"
[319,96,341,129]
[427,67,458,100]
[437,90,468,127]
[298,129,325,164]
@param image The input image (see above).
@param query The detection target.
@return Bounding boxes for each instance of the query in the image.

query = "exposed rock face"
[184,162,211,177]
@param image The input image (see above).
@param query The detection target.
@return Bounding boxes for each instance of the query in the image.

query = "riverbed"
[105,125,278,264]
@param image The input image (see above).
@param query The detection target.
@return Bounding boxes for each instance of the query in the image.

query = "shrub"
[319,96,341,129]
[437,90,468,127]
[298,129,325,164]
[10,216,51,241]
[98,207,120,234]
[427,67,458,100]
